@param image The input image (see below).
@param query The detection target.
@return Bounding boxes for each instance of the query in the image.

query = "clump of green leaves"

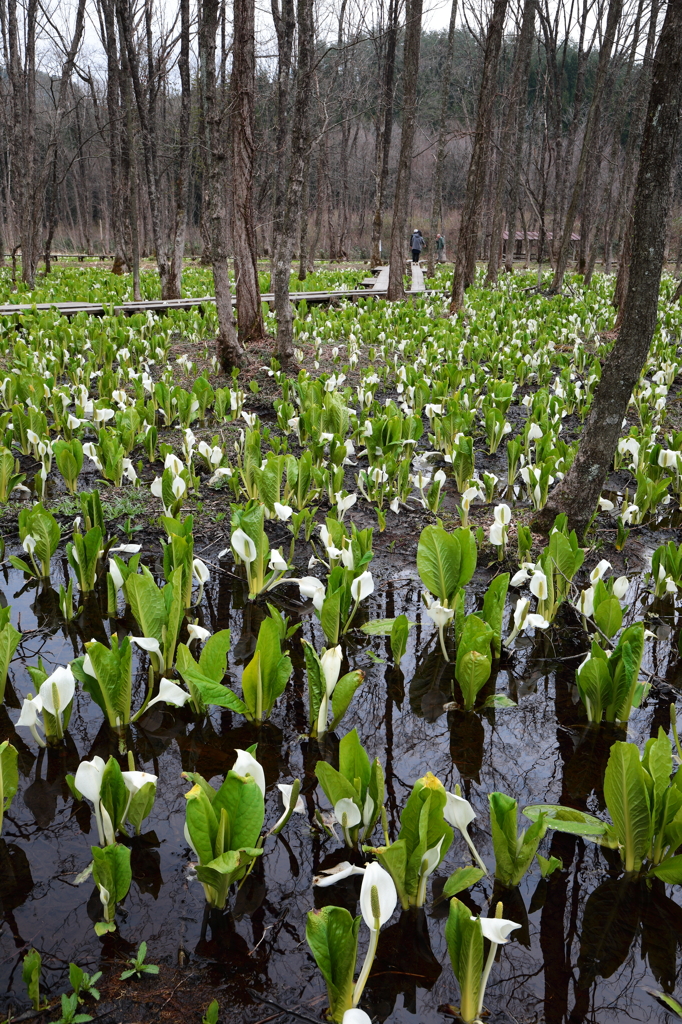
[120,941,159,980]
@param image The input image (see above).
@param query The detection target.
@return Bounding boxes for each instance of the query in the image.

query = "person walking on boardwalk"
[436,233,445,262]
[411,229,424,264]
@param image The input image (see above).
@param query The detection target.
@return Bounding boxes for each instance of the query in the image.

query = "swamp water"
[1,545,681,1024]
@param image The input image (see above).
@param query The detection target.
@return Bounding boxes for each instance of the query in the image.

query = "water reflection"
[0,562,681,1023]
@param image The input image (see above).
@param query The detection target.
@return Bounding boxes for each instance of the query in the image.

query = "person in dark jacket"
[410,229,424,264]
[436,233,445,262]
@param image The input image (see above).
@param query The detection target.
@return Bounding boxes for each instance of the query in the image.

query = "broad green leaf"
[198,629,231,682]
[100,757,128,835]
[649,855,682,883]
[338,728,371,795]
[212,772,264,851]
[321,588,343,645]
[329,670,364,731]
[185,784,219,864]
[315,760,360,809]
[594,596,622,639]
[417,525,461,603]
[0,740,18,834]
[125,569,166,643]
[480,573,509,659]
[360,617,414,636]
[445,898,483,1023]
[0,622,20,702]
[603,741,652,872]
[442,865,485,897]
[178,666,247,714]
[390,614,410,664]
[306,907,360,1023]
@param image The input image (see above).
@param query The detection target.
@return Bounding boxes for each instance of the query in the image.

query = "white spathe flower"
[613,576,629,600]
[527,423,543,440]
[146,677,191,709]
[268,549,288,572]
[444,791,476,832]
[277,783,304,815]
[351,571,374,602]
[171,475,186,499]
[110,544,141,554]
[529,570,548,600]
[164,453,183,475]
[576,584,595,617]
[232,748,266,796]
[109,559,124,591]
[187,623,211,643]
[150,476,163,498]
[340,546,355,570]
[335,797,361,828]
[493,504,511,525]
[130,635,163,659]
[489,522,504,546]
[231,528,257,564]
[424,599,454,629]
[320,646,343,696]
[336,492,357,514]
[510,568,531,587]
[590,559,611,583]
[192,558,210,584]
[121,770,158,795]
[74,755,107,804]
[38,666,75,717]
[598,496,615,511]
[477,916,521,945]
[22,534,37,555]
[273,502,293,521]
[342,1011,372,1024]
[17,693,43,727]
[313,861,366,887]
[298,576,326,611]
[420,836,444,880]
[359,862,397,931]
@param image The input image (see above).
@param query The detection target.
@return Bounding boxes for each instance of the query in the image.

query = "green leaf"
[649,854,682,883]
[480,693,517,708]
[643,989,682,1018]
[321,587,343,645]
[0,740,18,834]
[480,574,509,659]
[338,728,371,795]
[306,907,360,1023]
[315,760,359,810]
[417,525,461,604]
[198,629,231,681]
[390,614,410,664]
[178,666,247,713]
[185,783,219,864]
[212,773,265,852]
[329,670,364,731]
[445,898,483,1023]
[455,615,493,711]
[0,622,20,702]
[442,865,485,897]
[125,569,166,644]
[94,921,116,936]
[360,617,414,636]
[603,741,652,872]
[594,596,623,639]
[536,853,562,878]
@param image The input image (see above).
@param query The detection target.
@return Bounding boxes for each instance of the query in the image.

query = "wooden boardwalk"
[0,264,435,319]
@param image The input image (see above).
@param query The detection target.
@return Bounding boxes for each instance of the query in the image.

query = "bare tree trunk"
[199,0,246,368]
[387,0,423,301]
[449,0,509,310]
[486,0,534,285]
[116,0,171,296]
[97,0,127,273]
[232,0,264,344]
[534,0,682,537]
[548,0,623,293]
[273,0,314,360]
[298,164,310,281]
[370,0,400,266]
[118,22,141,299]
[168,0,191,299]
[427,0,458,280]
[613,0,660,321]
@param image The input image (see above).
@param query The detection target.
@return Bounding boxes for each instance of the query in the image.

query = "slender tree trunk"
[200,0,246,368]
[613,0,660,321]
[549,0,623,293]
[534,0,682,537]
[98,0,127,273]
[168,0,191,299]
[486,0,534,284]
[370,0,400,266]
[273,0,314,360]
[232,0,264,344]
[298,165,310,281]
[118,22,141,299]
[387,0,423,300]
[449,0,509,310]
[427,0,458,279]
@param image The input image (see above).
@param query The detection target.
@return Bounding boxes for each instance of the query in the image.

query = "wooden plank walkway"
[0,287,391,320]
[410,263,425,292]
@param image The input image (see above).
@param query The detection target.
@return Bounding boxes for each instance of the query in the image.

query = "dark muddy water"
[1,548,681,1024]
